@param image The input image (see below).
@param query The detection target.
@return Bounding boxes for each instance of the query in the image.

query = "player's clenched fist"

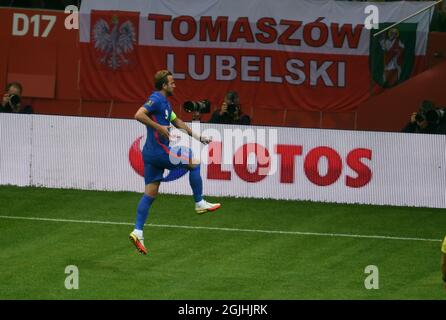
[199,135,212,145]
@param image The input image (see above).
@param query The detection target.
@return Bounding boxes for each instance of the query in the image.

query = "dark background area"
[0,0,81,10]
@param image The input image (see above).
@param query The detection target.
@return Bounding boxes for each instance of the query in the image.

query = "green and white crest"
[369,23,417,88]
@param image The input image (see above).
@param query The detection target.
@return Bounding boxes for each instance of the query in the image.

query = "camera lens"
[183,101,196,113]
[9,94,20,106]
[227,103,236,114]
[415,113,425,122]
[425,109,439,123]
[197,100,210,113]
[183,100,211,114]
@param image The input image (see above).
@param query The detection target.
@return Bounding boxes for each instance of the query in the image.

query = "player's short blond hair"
[442,236,446,254]
[154,70,172,90]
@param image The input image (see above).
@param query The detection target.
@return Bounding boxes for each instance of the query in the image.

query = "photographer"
[1,82,33,114]
[209,91,251,125]
[402,100,446,134]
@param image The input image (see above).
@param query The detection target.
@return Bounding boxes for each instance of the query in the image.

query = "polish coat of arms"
[93,15,137,70]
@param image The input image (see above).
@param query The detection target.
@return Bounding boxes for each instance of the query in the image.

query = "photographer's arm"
[134,106,170,140]
[402,112,418,133]
[1,94,9,108]
[0,94,12,113]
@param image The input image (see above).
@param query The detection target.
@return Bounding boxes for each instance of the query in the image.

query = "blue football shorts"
[143,146,192,184]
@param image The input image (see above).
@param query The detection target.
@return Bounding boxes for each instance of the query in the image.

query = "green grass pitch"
[0,186,445,299]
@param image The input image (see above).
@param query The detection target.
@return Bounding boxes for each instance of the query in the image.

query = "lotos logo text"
[129,134,372,188]
[207,142,372,188]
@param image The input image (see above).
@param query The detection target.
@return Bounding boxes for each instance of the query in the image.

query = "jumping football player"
[129,70,221,255]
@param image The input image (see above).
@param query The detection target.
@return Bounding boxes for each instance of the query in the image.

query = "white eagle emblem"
[93,15,137,70]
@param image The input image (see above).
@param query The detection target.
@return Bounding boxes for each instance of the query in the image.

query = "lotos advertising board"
[1,113,445,208]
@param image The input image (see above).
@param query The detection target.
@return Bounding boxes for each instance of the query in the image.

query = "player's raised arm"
[135,106,170,140]
[171,116,192,136]
[171,116,212,145]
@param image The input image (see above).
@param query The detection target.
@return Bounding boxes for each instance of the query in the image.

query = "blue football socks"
[189,164,203,203]
[135,194,155,230]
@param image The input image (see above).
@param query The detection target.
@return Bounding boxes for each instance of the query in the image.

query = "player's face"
[164,75,175,97]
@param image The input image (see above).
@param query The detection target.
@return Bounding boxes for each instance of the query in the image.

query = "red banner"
[79,0,433,111]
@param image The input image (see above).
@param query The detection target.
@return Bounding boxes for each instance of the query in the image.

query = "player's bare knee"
[189,158,200,169]
[145,182,160,198]
[146,191,158,198]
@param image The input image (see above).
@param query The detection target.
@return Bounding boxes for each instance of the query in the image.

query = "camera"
[415,111,440,123]
[9,94,21,107]
[227,101,237,114]
[415,112,426,123]
[415,100,438,123]
[225,91,239,115]
[183,99,211,114]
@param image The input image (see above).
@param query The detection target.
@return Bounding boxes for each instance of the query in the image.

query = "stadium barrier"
[1,113,446,208]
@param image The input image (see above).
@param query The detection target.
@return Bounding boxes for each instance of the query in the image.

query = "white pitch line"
[0,215,442,243]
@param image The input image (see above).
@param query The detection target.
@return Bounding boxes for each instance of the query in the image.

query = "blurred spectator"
[0,82,33,114]
[209,91,251,125]
[402,100,446,134]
